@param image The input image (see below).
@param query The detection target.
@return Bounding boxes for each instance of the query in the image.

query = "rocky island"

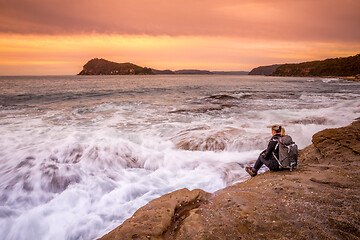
[78,58,154,75]
[99,120,360,240]
[78,58,249,76]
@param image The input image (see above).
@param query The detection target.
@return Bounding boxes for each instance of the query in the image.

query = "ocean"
[0,75,359,240]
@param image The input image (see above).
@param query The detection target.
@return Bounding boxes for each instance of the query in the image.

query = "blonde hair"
[271,125,285,137]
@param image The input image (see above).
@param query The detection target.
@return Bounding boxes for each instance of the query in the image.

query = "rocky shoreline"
[99,120,360,240]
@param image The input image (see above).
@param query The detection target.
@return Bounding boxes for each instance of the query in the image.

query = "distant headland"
[249,53,360,78]
[248,64,282,76]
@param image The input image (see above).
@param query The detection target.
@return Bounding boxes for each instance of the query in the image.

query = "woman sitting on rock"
[245,125,285,177]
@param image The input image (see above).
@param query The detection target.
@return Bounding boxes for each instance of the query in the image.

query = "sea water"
[0,75,359,239]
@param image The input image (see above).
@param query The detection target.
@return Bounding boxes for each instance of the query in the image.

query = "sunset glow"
[0,0,359,75]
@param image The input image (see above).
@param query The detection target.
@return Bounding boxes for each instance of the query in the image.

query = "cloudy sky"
[0,0,359,75]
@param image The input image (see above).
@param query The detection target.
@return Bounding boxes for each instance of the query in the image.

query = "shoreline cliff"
[248,53,360,78]
[272,54,360,77]
[99,119,360,240]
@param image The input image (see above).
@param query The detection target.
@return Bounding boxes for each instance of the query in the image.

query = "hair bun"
[271,125,282,133]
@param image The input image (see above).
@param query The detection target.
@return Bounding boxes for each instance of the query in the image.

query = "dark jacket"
[263,134,281,164]
[253,133,281,171]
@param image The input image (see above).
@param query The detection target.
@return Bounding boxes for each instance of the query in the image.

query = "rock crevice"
[163,192,207,239]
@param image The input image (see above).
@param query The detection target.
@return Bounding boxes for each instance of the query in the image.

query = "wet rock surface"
[99,120,360,240]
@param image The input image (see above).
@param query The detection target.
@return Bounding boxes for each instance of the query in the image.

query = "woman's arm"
[263,138,278,159]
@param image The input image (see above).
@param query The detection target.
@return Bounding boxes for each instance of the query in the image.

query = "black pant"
[253,154,280,172]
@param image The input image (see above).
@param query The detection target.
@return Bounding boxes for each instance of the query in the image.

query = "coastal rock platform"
[99,120,360,240]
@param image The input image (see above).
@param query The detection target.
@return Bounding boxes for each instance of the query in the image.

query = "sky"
[0,0,359,75]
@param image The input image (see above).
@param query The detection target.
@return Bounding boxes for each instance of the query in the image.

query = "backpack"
[273,135,298,170]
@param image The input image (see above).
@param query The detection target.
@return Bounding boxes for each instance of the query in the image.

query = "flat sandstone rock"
[99,120,360,240]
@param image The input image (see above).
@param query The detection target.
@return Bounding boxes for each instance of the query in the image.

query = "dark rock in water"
[169,95,241,115]
[248,64,282,76]
[98,120,360,240]
[289,117,331,125]
[170,127,264,152]
[171,127,244,151]
[78,58,154,75]
[206,94,238,100]
[169,105,232,114]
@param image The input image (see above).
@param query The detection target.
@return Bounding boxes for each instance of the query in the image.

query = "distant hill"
[212,71,249,75]
[248,64,282,76]
[78,58,154,75]
[152,69,248,75]
[272,54,360,77]
[151,69,175,74]
[174,69,213,74]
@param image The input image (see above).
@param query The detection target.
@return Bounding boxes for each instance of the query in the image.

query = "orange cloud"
[0,34,359,75]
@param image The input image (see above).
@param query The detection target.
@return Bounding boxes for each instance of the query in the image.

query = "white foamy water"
[0,75,359,239]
